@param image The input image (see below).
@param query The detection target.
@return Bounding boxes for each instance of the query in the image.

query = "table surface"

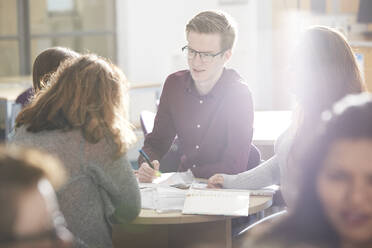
[133,195,273,225]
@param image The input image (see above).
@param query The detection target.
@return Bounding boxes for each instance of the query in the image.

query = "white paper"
[182,188,250,216]
[139,170,195,189]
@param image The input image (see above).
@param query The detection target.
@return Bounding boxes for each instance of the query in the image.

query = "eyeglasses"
[182,45,226,63]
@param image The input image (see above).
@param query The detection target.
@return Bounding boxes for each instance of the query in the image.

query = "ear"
[223,49,232,62]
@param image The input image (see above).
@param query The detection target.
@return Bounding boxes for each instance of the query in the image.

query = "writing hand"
[138,160,160,183]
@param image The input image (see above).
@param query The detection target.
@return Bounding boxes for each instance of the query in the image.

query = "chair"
[0,98,22,141]
[247,144,261,170]
[232,210,287,248]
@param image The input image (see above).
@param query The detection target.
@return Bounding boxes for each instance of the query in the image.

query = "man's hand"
[207,174,224,188]
[137,160,160,183]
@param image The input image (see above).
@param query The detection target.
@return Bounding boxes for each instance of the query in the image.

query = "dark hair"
[0,145,65,241]
[262,93,372,247]
[32,47,79,91]
[17,54,136,157]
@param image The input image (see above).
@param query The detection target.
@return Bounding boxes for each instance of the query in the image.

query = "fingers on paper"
[138,163,155,183]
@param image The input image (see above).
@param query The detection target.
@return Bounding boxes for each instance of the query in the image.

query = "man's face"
[186,31,231,94]
[12,180,73,248]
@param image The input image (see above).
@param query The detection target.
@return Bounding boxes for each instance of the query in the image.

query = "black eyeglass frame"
[181,45,227,62]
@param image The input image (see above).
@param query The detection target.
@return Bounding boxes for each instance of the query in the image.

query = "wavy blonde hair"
[16,54,136,157]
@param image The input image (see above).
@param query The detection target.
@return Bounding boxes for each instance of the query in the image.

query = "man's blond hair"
[186,10,237,50]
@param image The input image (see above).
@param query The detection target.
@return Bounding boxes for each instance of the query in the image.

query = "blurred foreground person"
[0,145,73,248]
[251,93,372,248]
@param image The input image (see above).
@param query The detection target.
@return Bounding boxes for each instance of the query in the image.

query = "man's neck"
[195,68,224,96]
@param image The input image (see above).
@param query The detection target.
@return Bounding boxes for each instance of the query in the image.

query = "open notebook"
[182,188,251,216]
[139,171,275,215]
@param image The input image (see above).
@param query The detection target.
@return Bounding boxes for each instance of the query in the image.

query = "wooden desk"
[113,195,272,248]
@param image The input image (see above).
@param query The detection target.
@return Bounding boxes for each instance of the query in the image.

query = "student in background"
[0,145,73,248]
[15,47,79,107]
[138,10,254,182]
[208,26,365,207]
[10,54,140,248]
[250,93,372,248]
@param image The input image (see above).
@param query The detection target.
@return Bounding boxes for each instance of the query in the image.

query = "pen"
[139,149,161,177]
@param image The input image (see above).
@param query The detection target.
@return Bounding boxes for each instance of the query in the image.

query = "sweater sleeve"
[87,155,141,225]
[221,155,280,189]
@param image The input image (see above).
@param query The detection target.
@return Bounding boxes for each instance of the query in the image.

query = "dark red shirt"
[138,68,254,178]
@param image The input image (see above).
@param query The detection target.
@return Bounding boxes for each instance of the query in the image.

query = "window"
[0,0,116,77]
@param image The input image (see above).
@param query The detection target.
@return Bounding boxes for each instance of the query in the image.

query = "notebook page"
[182,188,250,216]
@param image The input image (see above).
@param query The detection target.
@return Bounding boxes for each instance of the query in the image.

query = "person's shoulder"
[224,69,251,94]
[162,70,191,92]
[165,70,190,83]
[15,87,33,106]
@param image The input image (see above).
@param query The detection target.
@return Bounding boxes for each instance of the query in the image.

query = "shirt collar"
[185,68,230,99]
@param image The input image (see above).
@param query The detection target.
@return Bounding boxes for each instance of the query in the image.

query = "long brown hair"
[16,54,136,157]
[289,26,365,166]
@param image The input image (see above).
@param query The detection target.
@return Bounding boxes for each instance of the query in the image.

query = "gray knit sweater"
[222,128,299,207]
[10,126,141,248]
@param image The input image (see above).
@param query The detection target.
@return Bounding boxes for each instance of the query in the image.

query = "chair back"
[140,110,156,135]
[247,144,261,170]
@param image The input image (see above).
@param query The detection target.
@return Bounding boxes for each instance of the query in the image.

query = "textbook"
[182,188,251,216]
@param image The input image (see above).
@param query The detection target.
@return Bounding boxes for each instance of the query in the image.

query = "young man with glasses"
[0,145,75,248]
[138,10,254,182]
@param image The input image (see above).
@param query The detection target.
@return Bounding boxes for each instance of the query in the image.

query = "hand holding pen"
[138,149,161,183]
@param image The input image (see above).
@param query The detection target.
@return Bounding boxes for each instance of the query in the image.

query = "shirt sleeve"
[138,77,177,165]
[191,89,254,178]
[221,155,281,189]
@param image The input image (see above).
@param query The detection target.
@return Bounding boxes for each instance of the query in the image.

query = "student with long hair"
[15,47,79,107]
[251,93,372,248]
[208,26,365,207]
[11,54,140,248]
